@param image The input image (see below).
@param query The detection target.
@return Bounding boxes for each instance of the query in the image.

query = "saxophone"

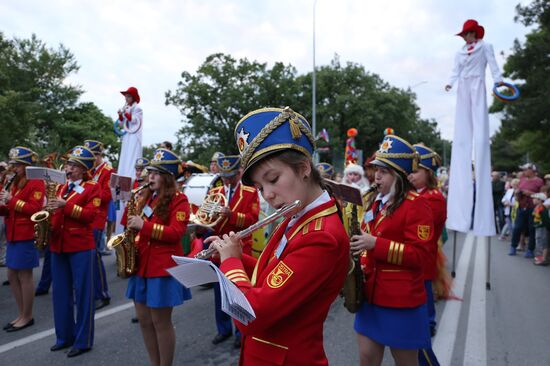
[31,181,58,250]
[342,183,379,313]
[107,183,150,278]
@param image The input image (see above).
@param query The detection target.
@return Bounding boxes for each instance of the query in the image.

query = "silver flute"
[195,199,302,260]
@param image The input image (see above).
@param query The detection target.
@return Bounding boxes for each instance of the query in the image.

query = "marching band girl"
[48,146,100,357]
[0,147,45,332]
[206,107,349,365]
[125,148,191,366]
[351,135,434,366]
[409,143,447,365]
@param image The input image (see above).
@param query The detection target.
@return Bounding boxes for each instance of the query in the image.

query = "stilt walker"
[445,19,503,283]
[114,87,143,234]
[445,19,503,236]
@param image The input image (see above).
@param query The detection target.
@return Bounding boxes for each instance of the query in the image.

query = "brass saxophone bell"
[31,210,50,223]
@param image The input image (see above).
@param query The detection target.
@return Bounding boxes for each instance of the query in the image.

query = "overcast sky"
[0,0,530,148]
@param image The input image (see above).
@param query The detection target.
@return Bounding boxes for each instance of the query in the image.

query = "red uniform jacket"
[360,191,433,308]
[0,179,45,242]
[211,183,259,254]
[91,162,114,230]
[134,192,190,278]
[418,188,446,280]
[50,180,100,253]
[219,198,349,366]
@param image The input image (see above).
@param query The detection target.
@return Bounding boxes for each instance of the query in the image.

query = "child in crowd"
[532,192,550,266]
[500,178,519,240]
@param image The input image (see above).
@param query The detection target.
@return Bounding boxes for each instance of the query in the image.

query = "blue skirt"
[126,275,192,308]
[354,301,431,349]
[6,240,39,270]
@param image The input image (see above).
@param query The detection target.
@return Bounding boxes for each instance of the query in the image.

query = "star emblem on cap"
[73,147,83,157]
[222,159,231,169]
[84,141,90,148]
[154,150,164,161]
[379,139,393,153]
[237,128,250,153]
[9,148,19,158]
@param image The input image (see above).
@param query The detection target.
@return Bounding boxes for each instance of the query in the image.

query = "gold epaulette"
[302,217,325,235]
[242,185,256,193]
[406,191,419,200]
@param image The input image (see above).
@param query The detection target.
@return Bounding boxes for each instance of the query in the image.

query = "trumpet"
[195,199,302,259]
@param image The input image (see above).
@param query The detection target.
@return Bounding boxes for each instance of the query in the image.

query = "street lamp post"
[312,0,318,163]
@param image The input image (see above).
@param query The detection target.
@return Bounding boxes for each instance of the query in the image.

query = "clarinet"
[0,173,16,205]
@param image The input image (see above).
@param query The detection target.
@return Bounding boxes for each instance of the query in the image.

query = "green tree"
[167,53,448,168]
[295,56,445,167]
[0,33,119,162]
[165,53,300,163]
[490,0,550,172]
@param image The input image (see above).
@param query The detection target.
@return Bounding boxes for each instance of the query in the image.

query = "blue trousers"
[36,246,52,292]
[51,250,95,349]
[511,208,536,251]
[93,229,110,301]
[214,282,240,338]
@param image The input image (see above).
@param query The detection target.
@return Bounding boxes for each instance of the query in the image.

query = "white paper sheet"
[168,256,256,325]
[25,167,66,185]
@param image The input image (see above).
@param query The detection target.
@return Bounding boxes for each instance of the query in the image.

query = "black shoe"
[233,336,241,349]
[51,343,72,352]
[6,319,34,332]
[212,333,232,345]
[131,317,139,324]
[3,322,15,331]
[35,289,49,296]
[67,348,91,358]
[2,280,9,286]
[95,298,110,310]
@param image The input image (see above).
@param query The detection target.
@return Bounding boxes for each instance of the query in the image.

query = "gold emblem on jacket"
[267,261,293,289]
[417,225,430,240]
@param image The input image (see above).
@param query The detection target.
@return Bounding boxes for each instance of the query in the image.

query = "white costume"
[117,102,143,178]
[446,39,502,236]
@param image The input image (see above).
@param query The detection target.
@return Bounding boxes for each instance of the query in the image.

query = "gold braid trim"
[241,107,315,168]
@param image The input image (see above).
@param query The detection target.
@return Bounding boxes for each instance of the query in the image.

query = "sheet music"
[168,256,256,325]
[110,173,133,201]
[25,167,66,184]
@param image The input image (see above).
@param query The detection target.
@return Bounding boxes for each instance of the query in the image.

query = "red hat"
[456,19,484,39]
[120,86,140,103]
[347,128,358,137]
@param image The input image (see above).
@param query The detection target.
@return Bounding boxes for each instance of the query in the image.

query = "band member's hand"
[350,231,376,255]
[0,191,12,203]
[212,232,242,262]
[220,207,232,218]
[124,112,132,121]
[445,85,452,92]
[127,215,144,230]
[47,198,66,210]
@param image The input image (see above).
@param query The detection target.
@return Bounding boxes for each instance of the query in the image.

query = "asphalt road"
[0,231,548,365]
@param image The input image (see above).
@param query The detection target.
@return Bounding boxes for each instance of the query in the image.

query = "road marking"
[0,302,134,354]
[433,231,474,366]
[463,236,487,366]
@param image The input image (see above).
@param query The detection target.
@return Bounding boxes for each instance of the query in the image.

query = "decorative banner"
[345,128,358,165]
[316,128,330,143]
